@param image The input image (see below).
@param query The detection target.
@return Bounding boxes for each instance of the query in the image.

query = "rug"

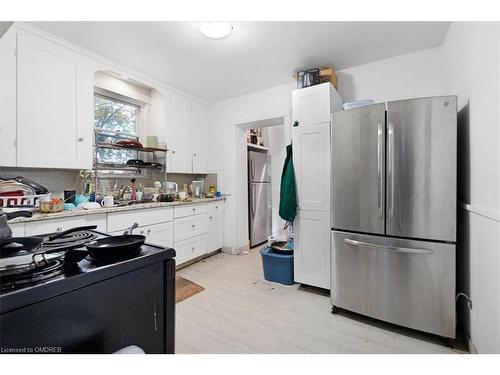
[175,276,205,303]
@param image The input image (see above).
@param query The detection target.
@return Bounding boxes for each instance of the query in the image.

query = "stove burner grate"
[39,231,97,252]
[0,258,66,291]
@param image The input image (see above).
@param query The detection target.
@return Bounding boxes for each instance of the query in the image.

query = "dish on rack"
[126,159,145,166]
[116,140,143,148]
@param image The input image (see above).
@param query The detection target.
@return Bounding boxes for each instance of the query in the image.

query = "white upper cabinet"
[168,94,209,174]
[292,121,331,211]
[16,34,93,169]
[169,94,193,173]
[0,28,17,166]
[191,101,208,173]
[292,83,343,126]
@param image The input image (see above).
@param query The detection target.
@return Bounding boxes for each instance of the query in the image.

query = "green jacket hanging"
[279,143,297,223]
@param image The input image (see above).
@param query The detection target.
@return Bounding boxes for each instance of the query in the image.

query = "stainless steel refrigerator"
[248,150,272,247]
[330,96,457,338]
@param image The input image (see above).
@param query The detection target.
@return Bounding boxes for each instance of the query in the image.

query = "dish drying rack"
[0,193,51,208]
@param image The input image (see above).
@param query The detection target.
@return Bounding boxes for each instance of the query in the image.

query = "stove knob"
[56,227,62,232]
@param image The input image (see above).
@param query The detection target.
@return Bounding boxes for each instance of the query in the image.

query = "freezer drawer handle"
[344,238,433,254]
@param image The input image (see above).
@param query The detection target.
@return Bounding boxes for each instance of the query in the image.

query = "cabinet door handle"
[77,137,84,142]
[140,230,144,235]
[192,224,196,228]
[191,247,195,251]
[172,150,176,154]
[193,153,197,157]
[192,208,196,211]
[209,216,213,220]
[147,229,151,235]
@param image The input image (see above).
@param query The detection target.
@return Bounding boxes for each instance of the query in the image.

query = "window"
[94,91,141,165]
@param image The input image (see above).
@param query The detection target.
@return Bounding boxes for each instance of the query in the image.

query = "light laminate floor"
[176,247,465,354]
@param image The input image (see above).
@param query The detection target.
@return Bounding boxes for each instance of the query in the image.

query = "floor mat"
[176,276,205,303]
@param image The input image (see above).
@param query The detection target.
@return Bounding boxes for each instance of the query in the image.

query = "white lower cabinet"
[16,201,224,268]
[107,207,173,232]
[174,213,208,243]
[293,209,331,290]
[10,222,26,237]
[207,202,224,252]
[174,234,207,265]
[25,214,107,236]
[110,221,174,249]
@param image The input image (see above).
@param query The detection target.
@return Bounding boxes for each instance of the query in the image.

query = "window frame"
[93,87,146,178]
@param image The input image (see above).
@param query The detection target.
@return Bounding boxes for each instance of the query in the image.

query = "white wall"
[441,21,500,354]
[268,124,287,239]
[208,83,293,252]
[208,47,448,253]
[336,47,445,102]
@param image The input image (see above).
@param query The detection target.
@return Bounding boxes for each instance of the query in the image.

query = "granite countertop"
[8,197,226,224]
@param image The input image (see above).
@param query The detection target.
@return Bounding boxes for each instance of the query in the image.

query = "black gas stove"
[0,229,176,354]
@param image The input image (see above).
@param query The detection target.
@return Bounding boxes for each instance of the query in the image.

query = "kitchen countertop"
[8,197,225,224]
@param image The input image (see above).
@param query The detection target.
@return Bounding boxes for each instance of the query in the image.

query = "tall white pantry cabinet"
[292,83,343,289]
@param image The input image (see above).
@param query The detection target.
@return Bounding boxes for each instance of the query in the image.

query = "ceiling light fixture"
[199,22,233,39]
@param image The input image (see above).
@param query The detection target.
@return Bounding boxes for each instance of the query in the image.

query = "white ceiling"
[28,21,450,102]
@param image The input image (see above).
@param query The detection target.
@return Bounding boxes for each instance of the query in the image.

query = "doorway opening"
[234,116,291,253]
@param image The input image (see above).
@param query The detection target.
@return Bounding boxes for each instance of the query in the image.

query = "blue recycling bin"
[260,246,294,285]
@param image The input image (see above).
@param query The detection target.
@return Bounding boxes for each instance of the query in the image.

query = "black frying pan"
[86,234,145,260]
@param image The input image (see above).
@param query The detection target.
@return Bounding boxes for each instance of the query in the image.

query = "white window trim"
[94,87,147,179]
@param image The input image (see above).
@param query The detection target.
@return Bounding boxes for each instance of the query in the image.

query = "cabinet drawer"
[174,213,208,243]
[207,201,224,219]
[174,234,207,265]
[107,207,173,232]
[174,204,207,219]
[9,222,26,237]
[25,214,107,236]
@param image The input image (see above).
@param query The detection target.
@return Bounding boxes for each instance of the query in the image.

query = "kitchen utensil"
[164,182,178,194]
[0,211,33,239]
[116,140,143,148]
[177,191,188,201]
[64,190,76,204]
[190,180,204,198]
[2,205,36,213]
[8,177,48,194]
[100,195,114,207]
[158,193,176,202]
[146,136,159,148]
[86,235,145,261]
[40,198,64,213]
[126,159,144,166]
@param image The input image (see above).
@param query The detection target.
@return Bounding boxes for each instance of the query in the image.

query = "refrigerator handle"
[251,184,256,217]
[387,122,395,219]
[377,123,383,219]
[344,239,433,255]
[251,159,255,181]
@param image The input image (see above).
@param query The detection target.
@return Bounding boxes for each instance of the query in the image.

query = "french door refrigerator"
[248,150,272,247]
[331,96,457,338]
